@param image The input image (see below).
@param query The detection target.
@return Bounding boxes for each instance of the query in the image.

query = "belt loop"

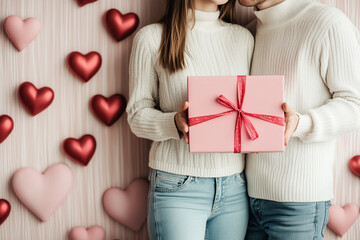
[150,169,156,189]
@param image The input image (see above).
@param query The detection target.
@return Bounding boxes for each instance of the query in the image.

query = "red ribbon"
[189,75,285,153]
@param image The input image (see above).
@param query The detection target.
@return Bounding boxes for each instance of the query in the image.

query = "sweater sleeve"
[126,27,181,141]
[293,16,360,142]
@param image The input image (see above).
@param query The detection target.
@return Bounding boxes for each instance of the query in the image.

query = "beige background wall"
[0,0,359,239]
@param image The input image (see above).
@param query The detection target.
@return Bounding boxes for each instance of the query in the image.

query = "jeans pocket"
[235,171,247,184]
[154,170,193,192]
[321,201,331,237]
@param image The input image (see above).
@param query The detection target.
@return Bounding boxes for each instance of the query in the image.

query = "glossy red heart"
[105,9,139,42]
[0,115,14,144]
[349,155,360,177]
[76,0,97,7]
[67,51,102,82]
[0,199,11,226]
[90,94,126,126]
[18,82,54,116]
[63,134,96,166]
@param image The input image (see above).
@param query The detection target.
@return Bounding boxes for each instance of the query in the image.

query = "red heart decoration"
[18,82,54,116]
[0,199,11,226]
[90,94,126,126]
[67,52,102,82]
[63,134,96,166]
[0,115,14,144]
[349,155,360,177]
[76,0,97,7]
[105,9,139,42]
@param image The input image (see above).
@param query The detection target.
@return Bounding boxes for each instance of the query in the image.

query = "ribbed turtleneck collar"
[254,0,314,30]
[188,9,223,32]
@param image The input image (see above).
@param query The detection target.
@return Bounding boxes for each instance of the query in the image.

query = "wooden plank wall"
[0,0,359,239]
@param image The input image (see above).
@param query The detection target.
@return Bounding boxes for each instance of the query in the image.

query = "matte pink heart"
[70,225,105,240]
[103,179,149,231]
[327,203,359,237]
[12,163,73,222]
[4,15,41,52]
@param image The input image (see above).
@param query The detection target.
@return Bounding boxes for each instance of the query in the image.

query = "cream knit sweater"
[126,10,254,177]
[246,0,360,202]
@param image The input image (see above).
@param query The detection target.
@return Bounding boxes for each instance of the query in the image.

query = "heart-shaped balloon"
[76,0,98,7]
[327,203,359,237]
[0,199,11,226]
[90,94,126,126]
[70,225,105,240]
[12,163,73,222]
[63,134,96,166]
[0,115,14,144]
[67,52,102,82]
[103,179,149,231]
[105,9,139,42]
[18,82,54,116]
[349,155,360,177]
[4,15,41,52]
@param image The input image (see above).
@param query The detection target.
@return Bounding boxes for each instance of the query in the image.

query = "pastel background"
[0,0,359,239]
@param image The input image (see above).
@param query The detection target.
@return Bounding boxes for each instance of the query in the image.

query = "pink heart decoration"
[70,225,105,240]
[4,15,41,52]
[103,179,149,231]
[12,163,73,222]
[327,203,359,237]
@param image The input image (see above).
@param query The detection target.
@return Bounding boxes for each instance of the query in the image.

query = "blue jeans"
[147,169,249,240]
[245,198,331,240]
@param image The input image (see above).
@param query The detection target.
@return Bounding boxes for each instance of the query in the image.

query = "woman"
[126,0,253,239]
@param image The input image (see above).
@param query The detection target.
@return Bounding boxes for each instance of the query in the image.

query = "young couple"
[126,0,360,239]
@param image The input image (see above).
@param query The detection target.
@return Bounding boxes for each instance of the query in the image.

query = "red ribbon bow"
[189,75,285,152]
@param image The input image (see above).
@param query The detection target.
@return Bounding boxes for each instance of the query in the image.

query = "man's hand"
[283,102,299,146]
[175,101,189,144]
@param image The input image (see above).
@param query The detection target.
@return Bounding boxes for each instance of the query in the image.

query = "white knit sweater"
[246,0,360,202]
[126,10,254,177]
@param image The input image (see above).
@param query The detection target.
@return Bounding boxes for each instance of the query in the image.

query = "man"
[238,0,360,239]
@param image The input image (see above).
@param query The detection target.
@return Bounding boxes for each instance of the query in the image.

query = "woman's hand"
[283,102,299,146]
[175,101,189,144]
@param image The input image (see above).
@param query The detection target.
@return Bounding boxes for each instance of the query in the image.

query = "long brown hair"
[159,0,236,73]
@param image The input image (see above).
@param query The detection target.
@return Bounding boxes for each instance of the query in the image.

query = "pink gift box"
[187,75,285,153]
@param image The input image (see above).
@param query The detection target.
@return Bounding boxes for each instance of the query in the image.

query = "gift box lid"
[187,75,284,153]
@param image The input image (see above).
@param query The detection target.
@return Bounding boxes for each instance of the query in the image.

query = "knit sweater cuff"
[163,112,181,140]
[293,113,313,139]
